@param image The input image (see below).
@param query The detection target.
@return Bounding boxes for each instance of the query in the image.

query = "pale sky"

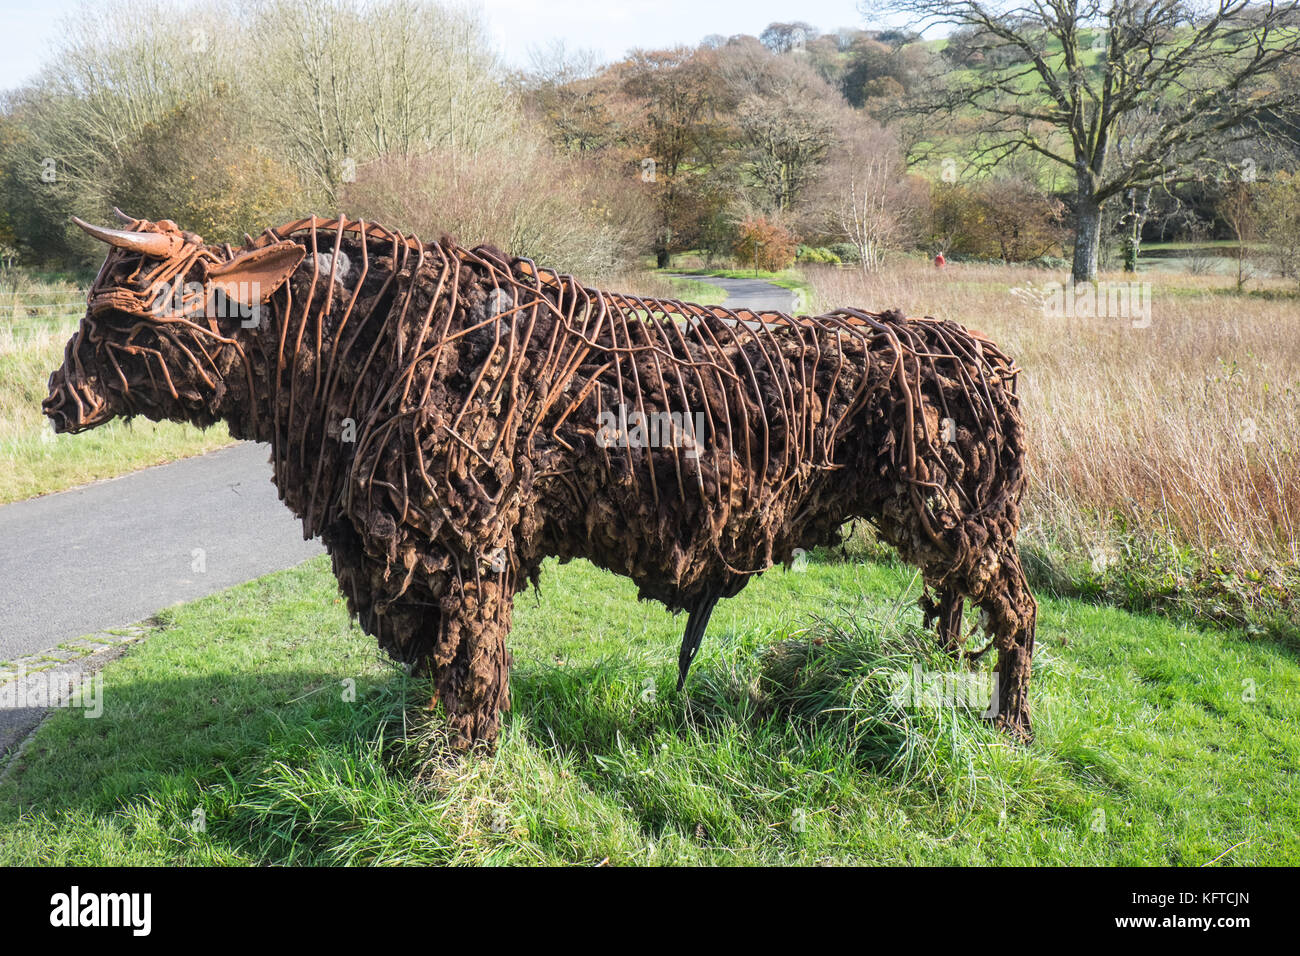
[0,0,890,91]
[475,0,880,66]
[0,1,84,91]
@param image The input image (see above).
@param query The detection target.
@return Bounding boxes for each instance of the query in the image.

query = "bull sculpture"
[45,213,1038,748]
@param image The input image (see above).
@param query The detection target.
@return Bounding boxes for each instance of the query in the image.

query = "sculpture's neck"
[236,255,400,534]
[207,318,282,448]
[215,233,552,539]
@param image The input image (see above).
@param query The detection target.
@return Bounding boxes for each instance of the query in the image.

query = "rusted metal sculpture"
[45,213,1037,747]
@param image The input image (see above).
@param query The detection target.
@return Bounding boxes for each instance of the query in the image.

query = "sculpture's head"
[43,212,304,433]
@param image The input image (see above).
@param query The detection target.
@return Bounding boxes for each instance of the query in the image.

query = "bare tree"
[822,124,922,269]
[869,0,1300,281]
[620,47,731,266]
[760,21,821,53]
[719,43,842,215]
[1217,179,1257,290]
[517,42,617,153]
[250,0,509,207]
[8,0,237,229]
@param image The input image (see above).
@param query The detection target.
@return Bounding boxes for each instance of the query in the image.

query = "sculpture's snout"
[43,365,113,434]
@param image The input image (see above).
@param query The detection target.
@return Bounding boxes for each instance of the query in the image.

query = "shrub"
[828,242,861,264]
[113,95,300,246]
[929,177,1066,264]
[1255,172,1300,288]
[797,245,841,264]
[344,134,655,282]
[734,217,798,272]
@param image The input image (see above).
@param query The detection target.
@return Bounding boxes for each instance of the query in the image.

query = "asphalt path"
[671,274,797,314]
[0,442,322,662]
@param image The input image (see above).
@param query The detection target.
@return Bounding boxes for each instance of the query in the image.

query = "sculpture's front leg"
[429,569,515,749]
[323,521,516,748]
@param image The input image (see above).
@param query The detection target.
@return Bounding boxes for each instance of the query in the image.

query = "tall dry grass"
[807,260,1300,572]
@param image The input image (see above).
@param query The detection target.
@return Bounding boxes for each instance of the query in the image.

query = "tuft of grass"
[2,552,1296,865]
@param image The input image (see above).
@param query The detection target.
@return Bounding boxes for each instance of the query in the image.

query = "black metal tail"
[677,590,721,691]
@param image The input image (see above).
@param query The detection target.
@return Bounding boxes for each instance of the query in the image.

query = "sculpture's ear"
[204,241,305,308]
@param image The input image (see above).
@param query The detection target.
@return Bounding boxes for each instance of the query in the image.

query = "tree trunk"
[1073,188,1102,282]
[1123,188,1150,273]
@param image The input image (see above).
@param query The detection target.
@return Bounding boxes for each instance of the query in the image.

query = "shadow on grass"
[0,666,402,815]
[491,616,1003,825]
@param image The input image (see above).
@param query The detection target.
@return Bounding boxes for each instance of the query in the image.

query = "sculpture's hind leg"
[923,586,966,657]
[895,525,1036,741]
[429,573,515,749]
[976,552,1037,741]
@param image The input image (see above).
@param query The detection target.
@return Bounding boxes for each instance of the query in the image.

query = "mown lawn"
[1,549,1294,866]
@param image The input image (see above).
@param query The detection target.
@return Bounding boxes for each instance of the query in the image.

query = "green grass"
[659,275,729,306]
[2,550,1295,865]
[1140,241,1247,252]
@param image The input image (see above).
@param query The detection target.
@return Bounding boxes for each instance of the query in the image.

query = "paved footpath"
[0,441,322,664]
[670,274,797,314]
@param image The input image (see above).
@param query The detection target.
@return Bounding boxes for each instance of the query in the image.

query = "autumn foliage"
[733,217,798,272]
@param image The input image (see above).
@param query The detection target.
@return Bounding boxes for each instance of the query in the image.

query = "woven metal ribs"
[46,214,1038,748]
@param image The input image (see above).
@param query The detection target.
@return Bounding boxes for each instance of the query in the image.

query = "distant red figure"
[934,252,946,268]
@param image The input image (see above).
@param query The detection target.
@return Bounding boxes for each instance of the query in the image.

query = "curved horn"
[72,217,176,258]
[112,207,137,224]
